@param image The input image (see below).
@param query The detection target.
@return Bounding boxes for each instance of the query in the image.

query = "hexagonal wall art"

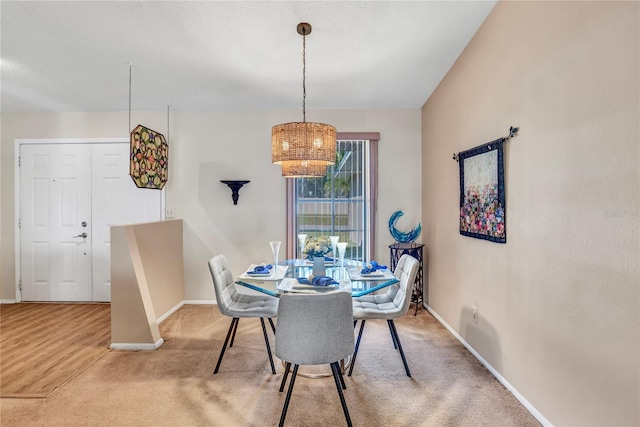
[130,124,168,189]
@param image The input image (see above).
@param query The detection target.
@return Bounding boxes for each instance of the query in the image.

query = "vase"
[312,256,326,277]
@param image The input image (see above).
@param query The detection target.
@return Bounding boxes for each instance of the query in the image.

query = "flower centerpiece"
[303,235,332,276]
[303,235,332,259]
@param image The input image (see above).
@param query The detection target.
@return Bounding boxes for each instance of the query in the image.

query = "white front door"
[91,143,162,301]
[20,142,163,302]
[20,144,93,301]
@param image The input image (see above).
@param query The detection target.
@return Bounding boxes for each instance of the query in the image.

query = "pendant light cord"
[302,29,306,123]
[129,62,172,144]
[128,62,132,133]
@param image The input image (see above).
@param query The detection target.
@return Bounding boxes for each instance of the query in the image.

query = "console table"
[389,242,424,315]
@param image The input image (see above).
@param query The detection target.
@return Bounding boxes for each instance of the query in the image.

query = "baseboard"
[156,301,184,324]
[425,304,552,427]
[0,299,16,304]
[110,338,164,351]
[110,301,214,350]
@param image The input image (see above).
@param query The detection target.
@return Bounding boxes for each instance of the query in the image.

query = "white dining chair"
[208,254,279,374]
[349,254,419,377]
[275,292,355,427]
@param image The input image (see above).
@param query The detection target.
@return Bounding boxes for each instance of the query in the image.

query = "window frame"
[285,132,379,260]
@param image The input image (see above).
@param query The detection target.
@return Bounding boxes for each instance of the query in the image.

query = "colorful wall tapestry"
[130,124,168,190]
[458,138,506,243]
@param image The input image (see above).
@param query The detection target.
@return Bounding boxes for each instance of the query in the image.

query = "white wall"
[421,1,639,425]
[1,109,421,300]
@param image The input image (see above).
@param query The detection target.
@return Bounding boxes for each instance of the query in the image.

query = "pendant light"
[280,160,327,178]
[272,23,336,178]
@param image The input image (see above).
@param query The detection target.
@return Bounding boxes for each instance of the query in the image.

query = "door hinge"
[18,219,21,230]
[19,280,22,291]
[18,156,21,167]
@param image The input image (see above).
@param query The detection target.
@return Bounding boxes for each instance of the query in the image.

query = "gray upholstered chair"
[349,254,419,377]
[275,292,355,427]
[208,254,279,374]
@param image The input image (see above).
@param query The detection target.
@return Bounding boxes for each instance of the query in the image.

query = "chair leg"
[347,319,366,377]
[279,362,291,392]
[337,361,347,390]
[331,362,353,427]
[214,317,238,374]
[268,317,276,334]
[388,321,398,349]
[229,317,240,347]
[388,319,411,377]
[279,364,299,427]
[260,318,276,374]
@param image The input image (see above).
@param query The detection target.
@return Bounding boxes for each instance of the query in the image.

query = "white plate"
[277,278,349,293]
[360,271,385,277]
[345,266,394,281]
[244,271,271,277]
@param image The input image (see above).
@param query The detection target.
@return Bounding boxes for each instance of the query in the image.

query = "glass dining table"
[234,259,399,298]
[235,259,398,378]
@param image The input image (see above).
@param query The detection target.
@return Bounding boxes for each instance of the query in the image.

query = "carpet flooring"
[0,304,540,426]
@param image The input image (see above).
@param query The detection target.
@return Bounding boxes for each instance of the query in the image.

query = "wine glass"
[329,236,339,266]
[337,242,347,280]
[337,242,347,268]
[297,233,307,261]
[269,241,281,277]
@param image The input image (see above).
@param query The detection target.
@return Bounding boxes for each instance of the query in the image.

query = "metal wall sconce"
[220,180,250,205]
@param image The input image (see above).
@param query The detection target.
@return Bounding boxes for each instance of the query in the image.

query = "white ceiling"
[0,1,496,113]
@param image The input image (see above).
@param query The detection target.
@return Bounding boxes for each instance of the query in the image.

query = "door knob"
[73,232,88,238]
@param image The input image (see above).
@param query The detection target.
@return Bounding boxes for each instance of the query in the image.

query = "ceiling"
[0,1,496,113]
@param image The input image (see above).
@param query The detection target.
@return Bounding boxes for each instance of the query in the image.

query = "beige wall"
[130,220,185,318]
[0,116,3,301]
[1,109,421,300]
[111,220,184,348]
[421,1,639,426]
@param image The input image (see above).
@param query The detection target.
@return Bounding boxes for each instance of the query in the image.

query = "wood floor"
[0,303,111,398]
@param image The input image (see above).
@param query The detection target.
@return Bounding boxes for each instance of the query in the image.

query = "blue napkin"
[361,261,388,275]
[248,264,273,275]
[297,276,339,286]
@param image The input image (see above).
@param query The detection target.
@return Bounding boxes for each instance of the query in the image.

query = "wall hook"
[220,180,250,205]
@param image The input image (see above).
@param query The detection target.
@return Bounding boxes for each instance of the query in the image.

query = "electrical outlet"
[472,306,478,324]
[165,208,175,218]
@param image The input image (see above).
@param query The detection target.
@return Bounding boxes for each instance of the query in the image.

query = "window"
[286,133,379,263]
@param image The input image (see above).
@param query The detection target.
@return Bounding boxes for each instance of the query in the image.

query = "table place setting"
[277,275,351,293]
[346,261,395,281]
[238,263,289,280]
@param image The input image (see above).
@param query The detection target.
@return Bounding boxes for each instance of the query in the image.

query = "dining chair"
[208,254,279,374]
[349,254,419,377]
[275,292,355,427]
